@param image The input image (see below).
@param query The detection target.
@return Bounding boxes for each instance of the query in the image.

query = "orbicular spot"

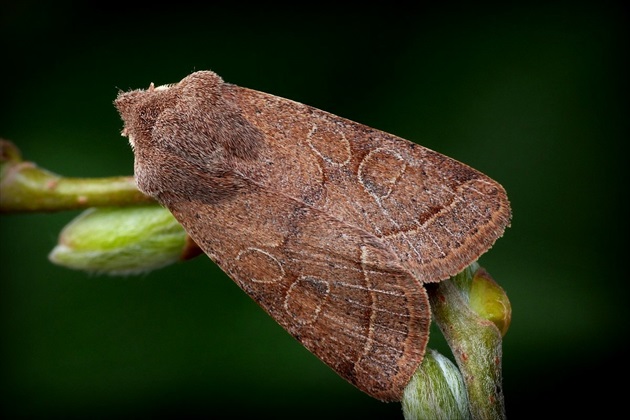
[307,123,351,166]
[235,248,284,284]
[358,148,407,199]
[284,276,330,325]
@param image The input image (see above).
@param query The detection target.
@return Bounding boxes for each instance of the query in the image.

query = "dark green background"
[1,2,626,418]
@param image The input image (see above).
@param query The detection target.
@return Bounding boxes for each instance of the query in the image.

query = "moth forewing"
[114,70,511,401]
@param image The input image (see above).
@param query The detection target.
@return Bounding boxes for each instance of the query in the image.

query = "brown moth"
[115,71,511,402]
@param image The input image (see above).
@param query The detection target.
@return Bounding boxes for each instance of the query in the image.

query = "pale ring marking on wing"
[235,247,285,284]
[307,123,352,166]
[284,276,331,325]
[358,147,407,200]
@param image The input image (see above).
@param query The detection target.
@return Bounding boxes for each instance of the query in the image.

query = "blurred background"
[1,1,626,418]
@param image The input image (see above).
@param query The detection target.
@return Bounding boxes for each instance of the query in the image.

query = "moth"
[115,71,511,401]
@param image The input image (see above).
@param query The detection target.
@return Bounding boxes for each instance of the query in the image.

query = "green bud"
[49,205,187,275]
[402,348,470,420]
[469,267,512,336]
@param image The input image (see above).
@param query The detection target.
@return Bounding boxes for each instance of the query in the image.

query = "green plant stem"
[1,140,154,213]
[427,263,506,420]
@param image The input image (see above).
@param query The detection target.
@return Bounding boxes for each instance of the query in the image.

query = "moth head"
[114,82,179,151]
[114,71,225,150]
